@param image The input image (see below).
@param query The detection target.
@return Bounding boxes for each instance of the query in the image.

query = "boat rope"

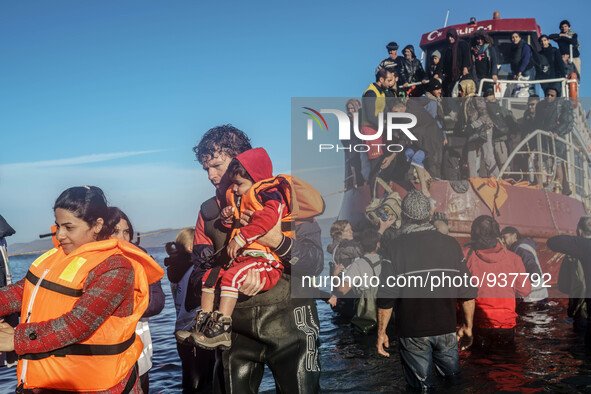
[544,189,561,235]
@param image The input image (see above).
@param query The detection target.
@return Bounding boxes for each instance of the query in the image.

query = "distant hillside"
[6,221,337,257]
[7,228,184,256]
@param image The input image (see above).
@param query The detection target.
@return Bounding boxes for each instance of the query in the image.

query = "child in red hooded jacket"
[177,147,289,350]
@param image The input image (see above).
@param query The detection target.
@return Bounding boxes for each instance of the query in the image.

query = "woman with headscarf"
[458,79,498,178]
[462,215,531,348]
[441,28,471,96]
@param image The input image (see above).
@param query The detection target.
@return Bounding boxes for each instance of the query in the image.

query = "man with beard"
[538,35,565,94]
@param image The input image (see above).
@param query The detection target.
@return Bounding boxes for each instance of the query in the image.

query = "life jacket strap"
[20,333,136,360]
[25,271,83,298]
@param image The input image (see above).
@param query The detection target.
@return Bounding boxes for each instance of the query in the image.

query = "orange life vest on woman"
[16,239,164,391]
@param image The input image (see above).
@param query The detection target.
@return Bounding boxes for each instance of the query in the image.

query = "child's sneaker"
[192,312,232,350]
[174,310,211,345]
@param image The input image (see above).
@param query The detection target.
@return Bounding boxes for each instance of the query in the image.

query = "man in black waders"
[188,124,323,393]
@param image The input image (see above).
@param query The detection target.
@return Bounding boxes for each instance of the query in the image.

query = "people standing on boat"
[0,186,164,393]
[484,90,515,174]
[376,41,402,77]
[399,45,427,90]
[376,190,476,392]
[510,32,537,96]
[361,69,395,193]
[441,28,471,97]
[538,35,566,95]
[470,30,499,93]
[550,20,580,79]
[500,226,549,308]
[107,207,165,393]
[426,50,443,81]
[344,99,365,188]
[562,53,580,80]
[405,95,444,191]
[463,216,531,348]
[535,87,574,194]
[516,95,543,183]
[164,228,216,393]
[190,125,323,393]
[458,79,499,178]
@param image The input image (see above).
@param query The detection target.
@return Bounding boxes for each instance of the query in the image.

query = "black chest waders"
[200,197,321,394]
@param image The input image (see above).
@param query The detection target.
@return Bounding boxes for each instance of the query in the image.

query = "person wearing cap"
[376,41,402,77]
[500,226,549,308]
[376,190,476,391]
[427,50,443,81]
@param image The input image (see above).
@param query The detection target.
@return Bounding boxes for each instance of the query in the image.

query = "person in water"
[0,186,164,393]
[106,207,165,393]
[189,125,323,392]
[178,147,290,350]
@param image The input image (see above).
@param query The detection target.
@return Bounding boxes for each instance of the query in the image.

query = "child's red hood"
[234,147,273,183]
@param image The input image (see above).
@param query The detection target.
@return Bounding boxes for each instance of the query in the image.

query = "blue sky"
[1,1,589,244]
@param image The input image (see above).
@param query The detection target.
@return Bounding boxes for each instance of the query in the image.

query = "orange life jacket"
[226,175,324,257]
[17,238,164,391]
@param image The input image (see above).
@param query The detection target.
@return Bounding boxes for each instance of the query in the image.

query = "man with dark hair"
[550,20,581,78]
[501,226,549,305]
[190,125,323,393]
[539,34,566,94]
[376,190,476,391]
[360,69,394,185]
[399,45,426,88]
[536,87,574,194]
[548,217,591,329]
[376,41,402,77]
[510,32,537,96]
[464,216,531,348]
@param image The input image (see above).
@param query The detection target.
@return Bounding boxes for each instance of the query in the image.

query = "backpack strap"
[361,256,381,277]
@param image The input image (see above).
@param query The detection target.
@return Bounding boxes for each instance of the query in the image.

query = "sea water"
[1,243,591,393]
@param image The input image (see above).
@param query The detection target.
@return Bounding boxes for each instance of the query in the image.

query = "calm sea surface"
[1,242,591,393]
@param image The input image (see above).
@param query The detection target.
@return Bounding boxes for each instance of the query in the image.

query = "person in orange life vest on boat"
[176,147,290,350]
[0,186,164,393]
[107,207,165,394]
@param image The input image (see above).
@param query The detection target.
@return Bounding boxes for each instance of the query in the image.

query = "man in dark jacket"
[376,190,476,392]
[510,32,536,96]
[441,28,471,96]
[550,20,580,79]
[501,226,549,305]
[0,214,17,368]
[376,41,403,77]
[539,35,566,94]
[548,216,591,339]
[535,87,574,194]
[399,45,426,89]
